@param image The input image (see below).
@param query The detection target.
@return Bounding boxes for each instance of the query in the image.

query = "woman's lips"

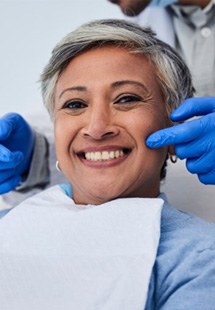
[76,147,131,166]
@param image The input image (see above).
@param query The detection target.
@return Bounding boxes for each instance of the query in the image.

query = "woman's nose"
[81,107,120,140]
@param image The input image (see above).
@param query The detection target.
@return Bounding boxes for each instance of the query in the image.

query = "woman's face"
[54,46,170,205]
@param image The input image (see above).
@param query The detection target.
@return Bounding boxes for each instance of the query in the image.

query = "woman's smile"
[76,146,132,167]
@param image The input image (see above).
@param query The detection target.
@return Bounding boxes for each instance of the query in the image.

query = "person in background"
[0,0,215,209]
[107,0,215,97]
[0,20,214,309]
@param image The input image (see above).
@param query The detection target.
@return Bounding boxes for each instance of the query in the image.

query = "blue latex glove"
[146,97,215,185]
[0,113,35,194]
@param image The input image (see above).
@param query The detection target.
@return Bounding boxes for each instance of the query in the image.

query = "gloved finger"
[0,113,26,142]
[174,134,215,159]
[0,168,21,183]
[185,150,215,175]
[198,169,215,185]
[0,169,15,183]
[0,114,13,140]
[0,175,21,195]
[146,117,205,148]
[1,112,23,130]
[0,144,24,169]
[170,97,215,122]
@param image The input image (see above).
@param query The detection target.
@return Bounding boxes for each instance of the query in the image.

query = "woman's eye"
[115,95,142,104]
[63,100,87,110]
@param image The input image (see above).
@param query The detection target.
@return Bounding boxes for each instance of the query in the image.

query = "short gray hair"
[41,19,194,117]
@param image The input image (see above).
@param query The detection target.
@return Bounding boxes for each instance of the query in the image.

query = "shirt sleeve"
[158,247,215,309]
[16,131,50,191]
[152,211,215,310]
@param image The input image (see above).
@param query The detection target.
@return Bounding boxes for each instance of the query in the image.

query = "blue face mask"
[149,0,178,7]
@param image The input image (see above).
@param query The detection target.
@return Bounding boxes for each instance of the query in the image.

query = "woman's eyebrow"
[58,80,147,99]
[111,80,148,92]
[59,86,87,99]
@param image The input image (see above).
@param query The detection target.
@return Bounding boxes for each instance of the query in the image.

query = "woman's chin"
[73,186,126,205]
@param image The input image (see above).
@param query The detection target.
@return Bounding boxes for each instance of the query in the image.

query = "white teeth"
[95,152,102,160]
[85,152,91,160]
[102,151,109,160]
[85,150,125,161]
[109,151,115,159]
[115,150,120,158]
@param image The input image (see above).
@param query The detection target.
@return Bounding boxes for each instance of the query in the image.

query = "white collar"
[203,0,215,13]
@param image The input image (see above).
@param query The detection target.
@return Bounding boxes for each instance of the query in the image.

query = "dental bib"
[0,185,163,310]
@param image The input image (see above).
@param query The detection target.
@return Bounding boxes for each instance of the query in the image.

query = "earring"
[56,160,61,172]
[170,154,177,164]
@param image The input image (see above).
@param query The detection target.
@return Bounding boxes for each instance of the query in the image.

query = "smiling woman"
[53,46,169,204]
[40,19,193,206]
[0,19,215,309]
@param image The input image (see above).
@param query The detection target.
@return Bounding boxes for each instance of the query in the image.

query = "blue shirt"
[146,197,215,309]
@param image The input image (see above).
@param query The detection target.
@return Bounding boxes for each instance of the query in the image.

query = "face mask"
[149,0,178,7]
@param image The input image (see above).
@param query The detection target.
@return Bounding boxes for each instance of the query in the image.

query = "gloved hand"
[146,97,215,185]
[0,113,35,194]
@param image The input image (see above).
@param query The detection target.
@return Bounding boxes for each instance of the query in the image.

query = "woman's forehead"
[54,45,165,116]
[56,46,157,88]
